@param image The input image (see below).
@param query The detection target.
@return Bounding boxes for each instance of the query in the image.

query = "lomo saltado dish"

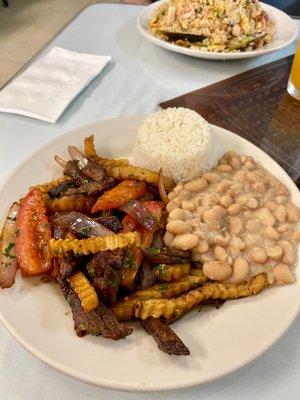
[0,108,299,356]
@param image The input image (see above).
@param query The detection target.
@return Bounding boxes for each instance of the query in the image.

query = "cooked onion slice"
[68,146,88,168]
[50,211,113,238]
[121,200,159,232]
[158,168,169,205]
[0,202,20,288]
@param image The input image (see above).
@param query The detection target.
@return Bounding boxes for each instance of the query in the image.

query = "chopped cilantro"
[107,278,119,287]
[3,242,16,259]
[87,265,95,277]
[159,283,170,291]
[122,248,136,270]
[147,247,161,256]
[79,227,90,237]
[154,264,167,276]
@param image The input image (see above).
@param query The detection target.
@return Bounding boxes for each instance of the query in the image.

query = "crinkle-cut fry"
[44,194,96,213]
[30,177,69,194]
[106,165,174,192]
[68,271,99,312]
[50,231,141,257]
[155,263,191,282]
[83,134,129,166]
[95,157,130,168]
[112,269,207,321]
[84,135,97,158]
[135,273,268,320]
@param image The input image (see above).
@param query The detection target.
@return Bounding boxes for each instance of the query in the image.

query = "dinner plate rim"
[0,114,299,392]
[137,1,298,60]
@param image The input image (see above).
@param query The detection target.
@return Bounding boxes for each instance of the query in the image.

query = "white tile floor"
[0,0,119,88]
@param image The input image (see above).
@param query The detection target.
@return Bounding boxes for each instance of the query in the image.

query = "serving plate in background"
[0,115,299,392]
[137,1,297,60]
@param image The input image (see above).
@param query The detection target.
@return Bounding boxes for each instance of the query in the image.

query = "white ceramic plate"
[0,115,299,392]
[137,2,297,60]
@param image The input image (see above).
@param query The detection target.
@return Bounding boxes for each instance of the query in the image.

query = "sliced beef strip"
[81,161,114,185]
[140,262,156,290]
[142,248,191,265]
[85,250,123,305]
[140,317,190,356]
[64,180,114,196]
[63,160,115,196]
[58,278,132,340]
[48,180,76,198]
[57,258,78,281]
[95,215,122,233]
[64,160,89,186]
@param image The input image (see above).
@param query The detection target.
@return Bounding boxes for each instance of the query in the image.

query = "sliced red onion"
[54,155,67,168]
[158,168,169,205]
[68,146,88,168]
[0,202,20,289]
[120,200,159,232]
[50,211,113,238]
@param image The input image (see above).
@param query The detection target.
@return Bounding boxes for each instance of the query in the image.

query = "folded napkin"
[0,47,111,123]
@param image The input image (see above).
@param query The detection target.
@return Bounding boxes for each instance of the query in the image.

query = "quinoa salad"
[149,0,275,52]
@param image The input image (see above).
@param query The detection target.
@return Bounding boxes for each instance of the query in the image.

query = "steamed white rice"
[132,107,223,183]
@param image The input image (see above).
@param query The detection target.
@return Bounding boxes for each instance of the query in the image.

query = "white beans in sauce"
[165,151,300,284]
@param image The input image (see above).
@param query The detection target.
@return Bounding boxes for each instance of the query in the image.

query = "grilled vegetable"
[16,189,52,275]
[105,165,174,192]
[140,317,190,355]
[0,202,19,288]
[50,231,141,257]
[135,273,268,320]
[92,180,147,213]
[44,194,96,213]
[50,211,113,238]
[68,271,99,312]
[154,263,191,282]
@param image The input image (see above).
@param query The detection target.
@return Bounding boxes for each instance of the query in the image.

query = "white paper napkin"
[0,47,111,123]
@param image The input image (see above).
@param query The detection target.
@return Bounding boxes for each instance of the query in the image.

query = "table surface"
[0,4,299,399]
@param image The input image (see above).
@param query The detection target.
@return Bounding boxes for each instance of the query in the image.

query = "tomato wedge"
[16,189,52,275]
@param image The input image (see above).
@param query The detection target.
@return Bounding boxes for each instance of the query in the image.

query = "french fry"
[155,263,191,282]
[91,180,147,213]
[135,273,268,320]
[68,271,99,312]
[50,231,141,257]
[106,165,174,192]
[84,135,97,158]
[84,134,130,166]
[44,194,96,213]
[112,270,207,321]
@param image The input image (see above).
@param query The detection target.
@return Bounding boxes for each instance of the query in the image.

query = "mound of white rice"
[132,107,223,183]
